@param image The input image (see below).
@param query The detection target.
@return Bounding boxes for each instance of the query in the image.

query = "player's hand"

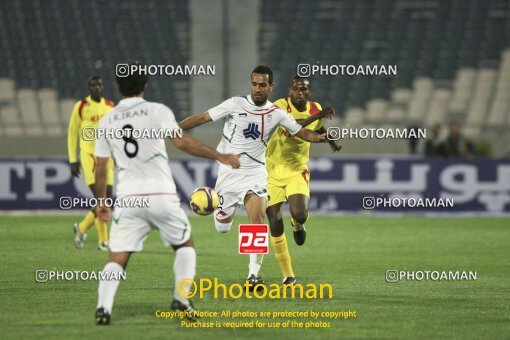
[97,205,111,224]
[329,142,342,152]
[218,154,241,169]
[319,107,335,120]
[70,162,80,177]
[317,133,328,142]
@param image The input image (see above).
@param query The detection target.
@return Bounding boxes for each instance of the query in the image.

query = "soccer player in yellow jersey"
[68,76,115,251]
[266,76,341,284]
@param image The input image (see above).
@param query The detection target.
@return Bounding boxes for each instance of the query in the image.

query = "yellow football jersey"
[67,96,114,163]
[266,98,323,168]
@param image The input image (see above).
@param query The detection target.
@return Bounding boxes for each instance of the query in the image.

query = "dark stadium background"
[1,0,509,213]
[1,0,509,157]
[0,1,509,338]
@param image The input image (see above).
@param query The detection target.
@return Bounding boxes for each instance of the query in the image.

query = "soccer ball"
[189,186,219,216]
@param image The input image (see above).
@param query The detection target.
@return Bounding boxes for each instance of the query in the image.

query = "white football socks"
[214,219,233,233]
[173,247,196,305]
[248,254,264,278]
[97,262,124,314]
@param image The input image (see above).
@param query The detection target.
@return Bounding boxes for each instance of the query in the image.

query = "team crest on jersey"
[243,123,261,140]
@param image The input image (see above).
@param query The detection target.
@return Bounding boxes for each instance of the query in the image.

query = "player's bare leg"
[244,192,266,224]
[267,202,284,237]
[170,236,198,321]
[96,235,198,324]
[244,192,266,290]
[96,251,131,325]
[107,251,132,268]
[288,194,310,246]
[267,202,296,284]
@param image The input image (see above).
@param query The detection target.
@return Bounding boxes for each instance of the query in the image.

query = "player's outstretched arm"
[95,157,111,223]
[68,102,82,177]
[178,112,213,131]
[294,128,328,143]
[172,134,240,168]
[296,107,335,128]
[317,126,342,152]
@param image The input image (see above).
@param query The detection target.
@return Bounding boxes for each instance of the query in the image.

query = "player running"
[93,60,240,325]
[68,76,115,251]
[179,66,328,289]
[266,76,342,285]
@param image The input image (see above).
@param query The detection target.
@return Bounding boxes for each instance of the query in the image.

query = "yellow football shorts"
[80,151,114,186]
[267,162,310,207]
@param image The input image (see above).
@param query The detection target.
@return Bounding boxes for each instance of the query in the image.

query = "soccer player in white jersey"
[93,61,240,325]
[179,65,327,288]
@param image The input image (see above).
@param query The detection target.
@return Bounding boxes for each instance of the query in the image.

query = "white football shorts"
[109,195,191,252]
[214,167,268,220]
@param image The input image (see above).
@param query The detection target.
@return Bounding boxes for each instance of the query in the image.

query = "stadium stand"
[259,0,510,138]
[0,0,191,138]
[0,0,509,155]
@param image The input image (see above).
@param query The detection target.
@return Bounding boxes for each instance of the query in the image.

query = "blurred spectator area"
[0,0,191,139]
[1,0,510,156]
[260,0,510,148]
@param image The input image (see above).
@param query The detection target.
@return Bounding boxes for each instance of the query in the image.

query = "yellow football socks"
[78,210,96,234]
[270,234,294,278]
[94,218,109,245]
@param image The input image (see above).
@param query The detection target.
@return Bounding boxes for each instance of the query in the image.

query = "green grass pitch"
[0,215,509,339]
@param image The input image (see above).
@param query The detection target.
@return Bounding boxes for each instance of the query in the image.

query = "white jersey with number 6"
[94,97,180,198]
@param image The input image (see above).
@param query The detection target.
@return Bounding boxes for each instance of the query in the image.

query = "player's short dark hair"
[290,75,311,89]
[251,65,273,84]
[88,75,102,85]
[116,60,148,97]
